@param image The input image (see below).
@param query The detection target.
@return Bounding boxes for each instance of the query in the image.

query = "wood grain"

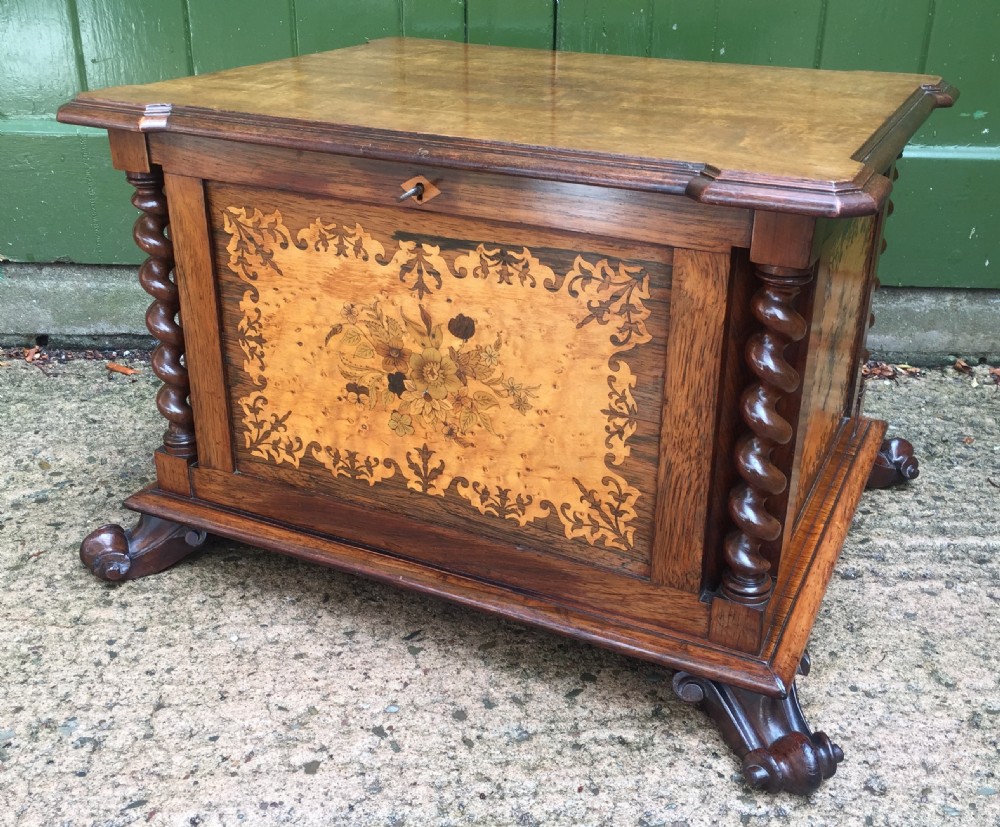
[708,598,765,655]
[63,40,947,727]
[126,483,797,694]
[148,133,752,253]
[162,173,235,473]
[786,217,877,529]
[652,248,730,592]
[763,417,886,689]
[210,182,670,575]
[190,466,707,639]
[749,212,817,270]
[107,129,149,172]
[57,38,956,216]
[153,448,192,496]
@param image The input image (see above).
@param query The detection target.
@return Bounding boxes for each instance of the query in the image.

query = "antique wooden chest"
[59,38,954,794]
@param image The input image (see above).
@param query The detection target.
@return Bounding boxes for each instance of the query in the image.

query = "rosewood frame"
[77,122,918,796]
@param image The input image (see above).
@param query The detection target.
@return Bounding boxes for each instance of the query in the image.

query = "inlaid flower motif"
[329,301,536,440]
[389,411,414,436]
[480,344,500,368]
[401,384,453,422]
[375,339,412,373]
[451,387,472,412]
[447,313,476,341]
[345,382,369,405]
[407,348,461,400]
[387,371,406,397]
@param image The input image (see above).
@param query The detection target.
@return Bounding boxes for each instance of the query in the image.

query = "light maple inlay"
[220,197,663,555]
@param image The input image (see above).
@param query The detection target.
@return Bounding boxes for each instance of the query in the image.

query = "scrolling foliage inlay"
[223,205,656,553]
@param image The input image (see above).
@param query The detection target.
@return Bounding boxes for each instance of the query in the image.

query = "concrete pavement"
[1,352,998,826]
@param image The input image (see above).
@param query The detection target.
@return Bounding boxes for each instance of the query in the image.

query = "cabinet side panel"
[787,216,876,527]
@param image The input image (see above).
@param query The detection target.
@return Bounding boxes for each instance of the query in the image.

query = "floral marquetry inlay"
[222,201,663,555]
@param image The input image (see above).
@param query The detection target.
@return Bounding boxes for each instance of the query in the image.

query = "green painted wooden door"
[1,0,995,287]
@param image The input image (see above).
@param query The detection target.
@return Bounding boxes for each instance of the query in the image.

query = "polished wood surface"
[148,133,754,253]
[58,38,956,216]
[64,39,954,794]
[652,248,730,592]
[788,217,877,526]
[211,182,669,573]
[162,173,234,474]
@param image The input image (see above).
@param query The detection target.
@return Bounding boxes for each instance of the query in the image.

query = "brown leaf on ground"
[895,363,923,377]
[24,346,40,362]
[962,436,975,445]
[988,367,1000,386]
[953,358,973,375]
[107,362,141,376]
[862,361,896,380]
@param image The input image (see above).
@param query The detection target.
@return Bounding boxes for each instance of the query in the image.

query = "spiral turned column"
[722,264,813,605]
[127,169,196,458]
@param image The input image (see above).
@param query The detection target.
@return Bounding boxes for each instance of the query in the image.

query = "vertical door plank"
[401,0,466,41]
[76,0,190,88]
[652,248,730,593]
[186,0,294,74]
[467,0,554,49]
[714,0,824,68]
[163,174,235,473]
[556,0,654,57]
[0,0,82,116]
[820,0,933,72]
[295,0,401,55]
[648,1,718,62]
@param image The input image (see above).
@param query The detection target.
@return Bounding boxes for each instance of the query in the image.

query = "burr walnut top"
[58,38,955,217]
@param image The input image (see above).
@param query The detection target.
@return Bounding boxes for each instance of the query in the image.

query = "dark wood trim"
[122,485,790,696]
[750,212,817,270]
[162,173,235,473]
[867,437,919,488]
[80,513,208,581]
[763,417,885,686]
[148,133,753,254]
[854,82,959,173]
[653,248,730,592]
[718,264,814,608]
[128,168,196,459]
[57,80,956,219]
[189,466,707,639]
[674,653,843,795]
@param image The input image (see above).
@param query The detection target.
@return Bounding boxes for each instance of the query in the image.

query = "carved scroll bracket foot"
[866,437,919,489]
[80,514,209,581]
[672,657,843,796]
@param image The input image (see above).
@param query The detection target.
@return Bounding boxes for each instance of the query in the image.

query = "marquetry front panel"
[207,183,674,578]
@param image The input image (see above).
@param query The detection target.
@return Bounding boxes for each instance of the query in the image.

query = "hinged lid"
[57,38,956,217]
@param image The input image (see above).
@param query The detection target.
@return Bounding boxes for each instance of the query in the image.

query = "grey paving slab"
[0,354,998,826]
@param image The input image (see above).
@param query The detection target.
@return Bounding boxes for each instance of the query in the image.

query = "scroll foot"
[80,513,209,581]
[673,654,843,795]
[866,437,919,489]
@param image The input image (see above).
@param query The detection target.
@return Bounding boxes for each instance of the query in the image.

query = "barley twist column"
[722,264,812,604]
[127,169,196,459]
